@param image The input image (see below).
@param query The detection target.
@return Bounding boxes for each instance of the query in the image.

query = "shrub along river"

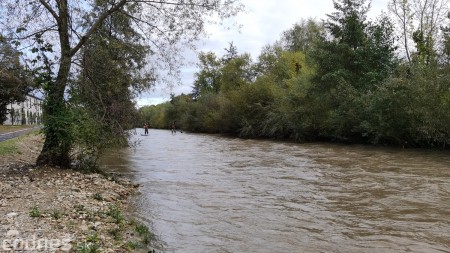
[101,129,450,253]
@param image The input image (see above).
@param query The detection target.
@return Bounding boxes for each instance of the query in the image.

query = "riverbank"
[0,132,155,252]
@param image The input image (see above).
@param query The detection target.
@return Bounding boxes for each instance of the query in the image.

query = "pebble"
[6,229,20,236]
[6,212,18,218]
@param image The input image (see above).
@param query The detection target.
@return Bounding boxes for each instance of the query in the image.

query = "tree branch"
[10,26,58,41]
[70,0,129,56]
[38,0,60,22]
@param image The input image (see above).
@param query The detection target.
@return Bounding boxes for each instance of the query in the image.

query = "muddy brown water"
[101,129,450,253]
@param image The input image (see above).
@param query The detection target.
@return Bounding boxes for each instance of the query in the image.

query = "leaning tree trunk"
[36,0,72,168]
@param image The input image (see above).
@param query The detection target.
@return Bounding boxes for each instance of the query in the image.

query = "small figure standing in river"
[144,122,149,135]
[171,122,176,135]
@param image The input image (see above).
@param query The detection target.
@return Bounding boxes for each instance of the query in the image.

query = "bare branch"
[9,25,58,40]
[38,0,59,22]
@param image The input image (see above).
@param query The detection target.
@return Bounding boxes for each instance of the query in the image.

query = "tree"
[222,41,239,63]
[192,44,253,98]
[0,0,243,167]
[254,44,283,78]
[312,0,371,94]
[311,0,398,140]
[192,52,222,99]
[440,11,450,65]
[280,18,324,53]
[219,53,253,93]
[68,6,151,169]
[389,0,449,64]
[326,0,370,50]
[139,103,171,129]
[0,39,33,124]
[389,0,414,63]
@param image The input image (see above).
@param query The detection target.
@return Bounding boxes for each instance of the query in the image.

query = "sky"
[136,0,390,107]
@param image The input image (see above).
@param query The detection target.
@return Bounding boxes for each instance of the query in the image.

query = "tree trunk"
[36,0,72,168]
[35,61,72,167]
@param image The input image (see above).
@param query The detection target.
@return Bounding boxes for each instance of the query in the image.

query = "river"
[101,129,450,253]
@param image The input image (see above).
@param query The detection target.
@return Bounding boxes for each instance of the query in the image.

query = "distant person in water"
[144,122,149,135]
[171,122,176,135]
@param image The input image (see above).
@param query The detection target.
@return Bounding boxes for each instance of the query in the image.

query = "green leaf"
[16,27,27,33]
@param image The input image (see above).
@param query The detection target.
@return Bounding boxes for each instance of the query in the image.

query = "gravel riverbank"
[0,132,155,252]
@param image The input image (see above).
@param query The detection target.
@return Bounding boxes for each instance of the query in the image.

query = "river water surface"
[102,129,450,253]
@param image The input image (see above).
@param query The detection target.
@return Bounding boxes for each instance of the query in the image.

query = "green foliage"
[76,243,101,253]
[413,29,435,64]
[85,233,100,243]
[219,53,253,94]
[443,16,450,65]
[109,228,122,241]
[66,8,150,170]
[236,81,276,137]
[139,103,171,129]
[281,18,324,53]
[123,241,140,250]
[135,223,149,237]
[176,93,221,133]
[135,222,155,245]
[165,94,194,130]
[308,0,398,141]
[93,193,104,201]
[36,55,73,167]
[29,206,41,218]
[107,204,124,224]
[192,52,222,98]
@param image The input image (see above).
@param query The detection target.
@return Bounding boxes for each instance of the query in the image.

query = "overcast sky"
[137,0,390,107]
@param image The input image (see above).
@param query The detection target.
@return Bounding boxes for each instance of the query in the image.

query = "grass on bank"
[0,128,42,156]
[0,125,31,155]
[0,137,20,155]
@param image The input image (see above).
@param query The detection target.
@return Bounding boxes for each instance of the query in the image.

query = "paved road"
[0,127,40,142]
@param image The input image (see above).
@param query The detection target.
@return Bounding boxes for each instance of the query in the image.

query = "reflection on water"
[101,129,450,253]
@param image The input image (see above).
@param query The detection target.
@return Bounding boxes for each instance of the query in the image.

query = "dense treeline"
[140,0,450,149]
